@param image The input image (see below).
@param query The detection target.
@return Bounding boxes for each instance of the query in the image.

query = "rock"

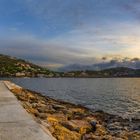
[72,112,86,120]
[41,120,50,128]
[40,100,46,104]
[81,133,92,140]
[47,105,53,110]
[25,102,32,107]
[61,120,91,134]
[46,109,56,114]
[52,104,66,110]
[133,125,140,131]
[132,118,140,123]
[95,124,107,136]
[39,113,47,119]
[53,124,80,140]
[37,107,47,113]
[38,102,47,107]
[27,93,36,100]
[47,116,59,124]
[124,132,140,140]
[35,112,47,119]
[61,121,80,132]
[28,108,38,115]
[17,95,28,101]
[108,122,124,132]
[32,103,38,108]
[90,121,97,132]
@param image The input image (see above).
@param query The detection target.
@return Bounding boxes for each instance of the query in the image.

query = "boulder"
[61,121,80,132]
[32,103,38,108]
[53,125,80,140]
[35,112,47,119]
[61,120,91,134]
[52,104,66,110]
[37,107,47,113]
[90,121,97,132]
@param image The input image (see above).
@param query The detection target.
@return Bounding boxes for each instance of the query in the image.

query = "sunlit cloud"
[0,0,140,69]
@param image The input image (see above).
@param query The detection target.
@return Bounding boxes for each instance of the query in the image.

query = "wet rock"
[133,125,140,131]
[90,121,97,132]
[108,122,125,132]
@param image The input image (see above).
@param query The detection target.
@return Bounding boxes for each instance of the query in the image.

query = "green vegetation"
[0,54,56,77]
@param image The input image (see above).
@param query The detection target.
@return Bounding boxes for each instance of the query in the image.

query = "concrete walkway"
[0,81,54,140]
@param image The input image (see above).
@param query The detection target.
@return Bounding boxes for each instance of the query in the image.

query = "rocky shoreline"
[5,81,140,140]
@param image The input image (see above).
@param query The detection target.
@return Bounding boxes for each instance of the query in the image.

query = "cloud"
[0,20,140,70]
[0,34,99,69]
[47,21,140,59]
[122,0,140,21]
[0,0,140,70]
[59,57,140,71]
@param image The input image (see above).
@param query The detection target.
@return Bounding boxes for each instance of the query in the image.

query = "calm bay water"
[5,78,140,119]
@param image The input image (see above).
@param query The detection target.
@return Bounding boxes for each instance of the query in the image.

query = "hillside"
[0,54,56,77]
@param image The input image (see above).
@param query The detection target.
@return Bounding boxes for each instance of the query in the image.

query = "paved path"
[0,81,54,140]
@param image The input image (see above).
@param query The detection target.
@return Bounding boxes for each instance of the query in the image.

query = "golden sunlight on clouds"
[119,36,140,58]
[44,63,64,69]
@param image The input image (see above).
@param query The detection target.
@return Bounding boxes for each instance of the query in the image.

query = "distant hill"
[98,67,140,77]
[0,54,140,77]
[0,54,57,77]
[62,67,140,77]
[59,59,140,72]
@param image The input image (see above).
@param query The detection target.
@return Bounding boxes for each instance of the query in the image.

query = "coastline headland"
[3,81,140,140]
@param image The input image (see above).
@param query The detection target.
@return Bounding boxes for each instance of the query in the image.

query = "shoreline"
[1,76,140,78]
[4,81,140,140]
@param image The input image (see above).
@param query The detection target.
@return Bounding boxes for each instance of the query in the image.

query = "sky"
[0,0,140,70]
